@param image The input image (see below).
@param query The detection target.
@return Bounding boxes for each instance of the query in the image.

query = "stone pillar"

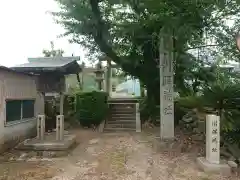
[206,114,220,164]
[56,115,64,141]
[197,114,230,174]
[136,103,141,132]
[60,93,64,115]
[159,35,174,140]
[106,59,112,96]
[37,115,45,140]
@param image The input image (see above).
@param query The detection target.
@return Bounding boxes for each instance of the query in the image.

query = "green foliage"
[139,96,186,125]
[42,41,64,57]
[177,70,240,145]
[53,0,240,128]
[174,101,187,126]
[75,91,108,127]
[202,79,240,132]
[64,95,75,118]
[139,97,157,123]
[176,95,204,111]
[52,0,240,104]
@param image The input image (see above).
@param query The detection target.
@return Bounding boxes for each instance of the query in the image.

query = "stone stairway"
[104,98,139,132]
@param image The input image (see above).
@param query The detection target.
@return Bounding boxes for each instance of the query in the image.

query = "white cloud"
[0,0,87,67]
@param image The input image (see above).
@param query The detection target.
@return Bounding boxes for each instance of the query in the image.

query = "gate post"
[136,103,141,132]
[37,115,45,140]
[56,115,64,141]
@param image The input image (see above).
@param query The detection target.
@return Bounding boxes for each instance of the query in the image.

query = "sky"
[0,0,87,67]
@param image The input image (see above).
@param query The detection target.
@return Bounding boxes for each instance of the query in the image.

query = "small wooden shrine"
[12,56,81,151]
[12,56,81,95]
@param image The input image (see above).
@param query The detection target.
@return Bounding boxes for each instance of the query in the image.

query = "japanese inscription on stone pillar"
[206,115,220,164]
[159,35,174,139]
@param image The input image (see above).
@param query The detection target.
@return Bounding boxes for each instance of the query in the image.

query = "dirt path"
[0,129,239,180]
[52,130,239,180]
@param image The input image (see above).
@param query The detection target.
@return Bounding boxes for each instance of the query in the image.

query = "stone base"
[98,120,105,133]
[196,157,231,175]
[16,133,76,151]
[153,136,175,152]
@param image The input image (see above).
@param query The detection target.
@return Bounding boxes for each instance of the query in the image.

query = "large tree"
[53,0,240,101]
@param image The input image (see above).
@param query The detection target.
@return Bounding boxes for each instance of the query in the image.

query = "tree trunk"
[76,73,82,90]
[140,80,145,97]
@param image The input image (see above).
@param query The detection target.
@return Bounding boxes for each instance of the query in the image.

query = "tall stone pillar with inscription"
[159,34,174,140]
[197,114,231,174]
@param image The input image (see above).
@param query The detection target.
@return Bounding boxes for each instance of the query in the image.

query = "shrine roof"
[11,56,81,75]
[0,66,35,76]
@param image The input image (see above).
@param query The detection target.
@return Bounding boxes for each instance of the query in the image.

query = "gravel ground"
[0,129,239,180]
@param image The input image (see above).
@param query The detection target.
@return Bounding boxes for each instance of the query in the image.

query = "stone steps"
[104,98,138,132]
[105,123,136,129]
[104,127,136,132]
[110,116,136,121]
[107,120,136,124]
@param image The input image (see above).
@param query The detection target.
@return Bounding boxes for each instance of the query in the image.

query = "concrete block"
[196,157,231,175]
[153,137,175,152]
[16,134,76,151]
[98,120,105,133]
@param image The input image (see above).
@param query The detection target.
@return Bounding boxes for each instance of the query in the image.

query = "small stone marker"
[56,115,64,141]
[206,114,220,164]
[197,114,231,174]
[37,115,45,140]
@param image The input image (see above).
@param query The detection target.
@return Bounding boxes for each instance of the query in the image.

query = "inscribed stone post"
[206,115,220,164]
[37,115,45,140]
[196,114,230,174]
[56,115,64,141]
[159,34,174,139]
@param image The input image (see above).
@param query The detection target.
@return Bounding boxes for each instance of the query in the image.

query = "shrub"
[64,95,75,119]
[139,96,157,123]
[176,95,204,111]
[174,100,188,126]
[75,91,108,127]
[139,96,185,125]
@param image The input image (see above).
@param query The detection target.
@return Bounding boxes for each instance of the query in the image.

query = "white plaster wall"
[0,69,44,152]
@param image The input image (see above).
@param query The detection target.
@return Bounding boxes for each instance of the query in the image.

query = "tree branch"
[88,0,139,77]
[185,44,220,51]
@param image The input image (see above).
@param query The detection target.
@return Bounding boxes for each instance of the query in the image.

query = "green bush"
[176,95,204,110]
[139,96,157,123]
[139,96,185,125]
[64,95,75,119]
[174,100,188,126]
[75,91,108,127]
